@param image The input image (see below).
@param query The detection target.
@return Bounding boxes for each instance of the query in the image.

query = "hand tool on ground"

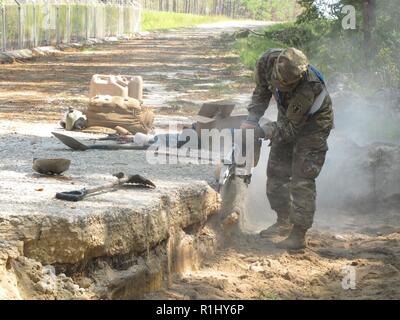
[52,132,151,151]
[53,132,191,151]
[55,172,156,202]
[89,134,134,142]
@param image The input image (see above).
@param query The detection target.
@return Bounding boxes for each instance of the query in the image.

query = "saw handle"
[56,189,88,202]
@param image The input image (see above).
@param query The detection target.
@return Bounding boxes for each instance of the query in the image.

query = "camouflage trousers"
[266,129,331,230]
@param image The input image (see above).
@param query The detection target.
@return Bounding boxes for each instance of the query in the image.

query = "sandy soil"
[146,219,400,300]
[1,21,399,300]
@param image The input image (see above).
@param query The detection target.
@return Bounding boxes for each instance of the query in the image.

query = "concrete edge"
[0,33,145,64]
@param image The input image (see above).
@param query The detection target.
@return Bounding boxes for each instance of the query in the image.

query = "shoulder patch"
[286,90,314,124]
[292,104,302,114]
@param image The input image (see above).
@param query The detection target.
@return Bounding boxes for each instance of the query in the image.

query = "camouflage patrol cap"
[271,48,308,91]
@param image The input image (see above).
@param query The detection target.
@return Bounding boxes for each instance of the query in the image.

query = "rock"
[249,263,264,273]
[32,46,62,57]
[35,280,54,294]
[244,257,259,263]
[282,272,292,281]
[29,272,42,284]
[0,241,20,264]
[0,53,15,64]
[310,278,323,286]
[4,49,33,60]
[221,212,239,226]
[77,277,93,289]
[43,265,56,276]
[333,234,347,241]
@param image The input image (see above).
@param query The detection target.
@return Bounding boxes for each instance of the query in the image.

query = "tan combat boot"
[276,225,307,250]
[259,216,292,238]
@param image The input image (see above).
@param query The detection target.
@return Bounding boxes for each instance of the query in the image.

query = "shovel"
[52,132,151,151]
[55,172,156,202]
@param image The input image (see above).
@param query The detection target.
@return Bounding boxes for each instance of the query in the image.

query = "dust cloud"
[242,88,400,233]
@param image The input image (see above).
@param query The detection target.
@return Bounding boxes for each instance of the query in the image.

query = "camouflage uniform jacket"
[247,49,334,143]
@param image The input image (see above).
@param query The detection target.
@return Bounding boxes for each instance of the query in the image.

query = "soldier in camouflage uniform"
[241,48,334,250]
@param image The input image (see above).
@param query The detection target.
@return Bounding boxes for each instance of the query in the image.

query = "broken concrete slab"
[0,53,15,64]
[0,46,63,64]
[32,46,63,57]
[0,34,135,65]
[0,121,220,266]
[3,49,34,60]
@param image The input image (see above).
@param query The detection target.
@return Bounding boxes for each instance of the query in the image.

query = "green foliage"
[142,10,229,31]
[235,0,399,140]
[235,34,286,70]
[237,0,299,21]
[234,21,327,71]
[143,0,299,21]
[296,0,322,24]
[292,0,400,89]
[264,21,325,48]
[236,0,399,89]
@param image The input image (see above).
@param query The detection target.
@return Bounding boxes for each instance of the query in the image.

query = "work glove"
[259,119,276,140]
[241,120,263,140]
[241,119,275,141]
[254,126,265,140]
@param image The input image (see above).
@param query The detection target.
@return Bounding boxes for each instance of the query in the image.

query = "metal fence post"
[101,3,107,38]
[45,0,50,45]
[67,1,71,43]
[117,1,120,36]
[1,4,6,52]
[0,0,143,52]
[16,1,22,49]
[131,2,134,34]
[56,3,60,44]
[76,0,80,42]
[106,2,109,37]
[119,1,122,36]
[134,0,141,33]
[93,3,97,39]
[33,2,37,47]
[139,1,142,33]
[85,0,88,40]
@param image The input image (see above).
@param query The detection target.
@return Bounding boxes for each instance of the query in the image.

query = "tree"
[142,0,299,21]
[362,0,376,53]
[296,0,322,24]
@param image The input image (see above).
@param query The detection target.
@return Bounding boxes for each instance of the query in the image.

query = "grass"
[142,10,230,31]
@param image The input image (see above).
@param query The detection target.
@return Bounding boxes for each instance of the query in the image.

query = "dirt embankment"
[0,22,400,300]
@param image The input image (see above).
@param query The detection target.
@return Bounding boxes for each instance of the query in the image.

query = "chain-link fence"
[0,0,142,52]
